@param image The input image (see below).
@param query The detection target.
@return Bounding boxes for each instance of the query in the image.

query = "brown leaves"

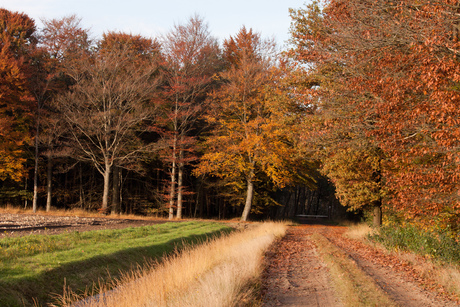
[289,0,460,223]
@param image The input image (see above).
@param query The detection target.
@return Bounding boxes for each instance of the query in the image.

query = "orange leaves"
[0,148,27,182]
[196,28,311,219]
[0,9,37,182]
[289,0,460,224]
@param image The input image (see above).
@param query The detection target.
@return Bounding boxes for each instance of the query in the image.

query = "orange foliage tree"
[289,0,460,226]
[195,27,310,221]
[0,9,36,183]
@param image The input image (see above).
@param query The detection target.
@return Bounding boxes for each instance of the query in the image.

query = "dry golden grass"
[343,223,376,241]
[64,222,286,307]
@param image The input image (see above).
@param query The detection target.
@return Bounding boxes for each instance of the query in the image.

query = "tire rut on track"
[321,228,459,307]
[262,225,459,307]
[261,226,343,306]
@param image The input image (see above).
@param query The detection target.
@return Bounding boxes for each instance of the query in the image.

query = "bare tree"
[30,15,91,212]
[57,41,161,212]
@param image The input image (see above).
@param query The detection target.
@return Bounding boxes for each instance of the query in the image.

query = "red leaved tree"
[289,0,460,226]
[0,9,36,183]
[160,15,222,219]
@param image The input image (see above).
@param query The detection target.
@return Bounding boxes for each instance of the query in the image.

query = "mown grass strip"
[0,221,232,307]
[311,233,395,307]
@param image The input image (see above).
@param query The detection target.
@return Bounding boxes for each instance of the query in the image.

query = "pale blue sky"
[2,1,308,48]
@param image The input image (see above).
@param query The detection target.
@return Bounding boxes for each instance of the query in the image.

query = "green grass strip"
[0,221,232,307]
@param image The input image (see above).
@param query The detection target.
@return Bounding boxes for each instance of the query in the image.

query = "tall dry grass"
[64,222,286,307]
[343,223,376,241]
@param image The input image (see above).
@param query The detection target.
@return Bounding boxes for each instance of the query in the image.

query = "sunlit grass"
[344,223,376,241]
[62,222,287,307]
[0,221,231,307]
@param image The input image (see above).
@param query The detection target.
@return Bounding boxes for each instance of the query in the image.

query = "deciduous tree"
[56,36,161,211]
[289,0,460,226]
[161,15,221,219]
[30,15,92,212]
[196,27,307,221]
[0,9,36,183]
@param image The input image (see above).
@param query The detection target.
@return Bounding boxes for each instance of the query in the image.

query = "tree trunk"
[373,200,382,228]
[241,176,254,222]
[101,165,111,213]
[112,165,120,214]
[79,163,84,209]
[32,130,39,213]
[46,157,52,212]
[24,178,28,209]
[169,136,177,220]
[176,148,184,219]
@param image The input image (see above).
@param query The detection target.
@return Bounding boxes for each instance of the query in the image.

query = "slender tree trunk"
[241,174,254,221]
[112,165,120,214]
[101,165,111,213]
[24,178,28,209]
[373,200,382,228]
[79,163,84,209]
[46,157,52,212]
[169,134,177,220]
[372,159,383,228]
[32,125,39,213]
[176,147,184,219]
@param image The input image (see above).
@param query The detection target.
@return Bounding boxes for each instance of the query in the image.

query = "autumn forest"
[1,0,459,234]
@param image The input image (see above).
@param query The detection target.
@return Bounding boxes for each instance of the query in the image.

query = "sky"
[2,0,308,49]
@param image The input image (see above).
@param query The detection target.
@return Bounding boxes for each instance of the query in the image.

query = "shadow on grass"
[0,228,232,307]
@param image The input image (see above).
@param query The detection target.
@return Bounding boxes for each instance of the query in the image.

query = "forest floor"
[261,224,460,307]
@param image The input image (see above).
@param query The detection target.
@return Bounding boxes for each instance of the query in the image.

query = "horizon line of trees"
[1,1,459,231]
[0,9,321,222]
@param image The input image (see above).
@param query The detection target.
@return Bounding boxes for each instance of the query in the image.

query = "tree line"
[1,1,459,229]
[0,10,317,221]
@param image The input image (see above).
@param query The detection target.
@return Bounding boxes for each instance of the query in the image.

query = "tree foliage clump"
[0,9,36,182]
[195,27,313,221]
[289,0,460,227]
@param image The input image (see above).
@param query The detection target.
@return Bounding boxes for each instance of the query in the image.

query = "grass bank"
[63,222,287,307]
[364,224,460,300]
[0,221,232,307]
[345,223,460,301]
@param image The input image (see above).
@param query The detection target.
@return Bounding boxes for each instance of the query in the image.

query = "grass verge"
[311,233,395,307]
[62,222,287,307]
[367,224,460,300]
[0,221,231,307]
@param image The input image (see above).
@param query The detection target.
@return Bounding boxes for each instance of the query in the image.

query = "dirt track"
[261,226,342,306]
[261,225,459,307]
